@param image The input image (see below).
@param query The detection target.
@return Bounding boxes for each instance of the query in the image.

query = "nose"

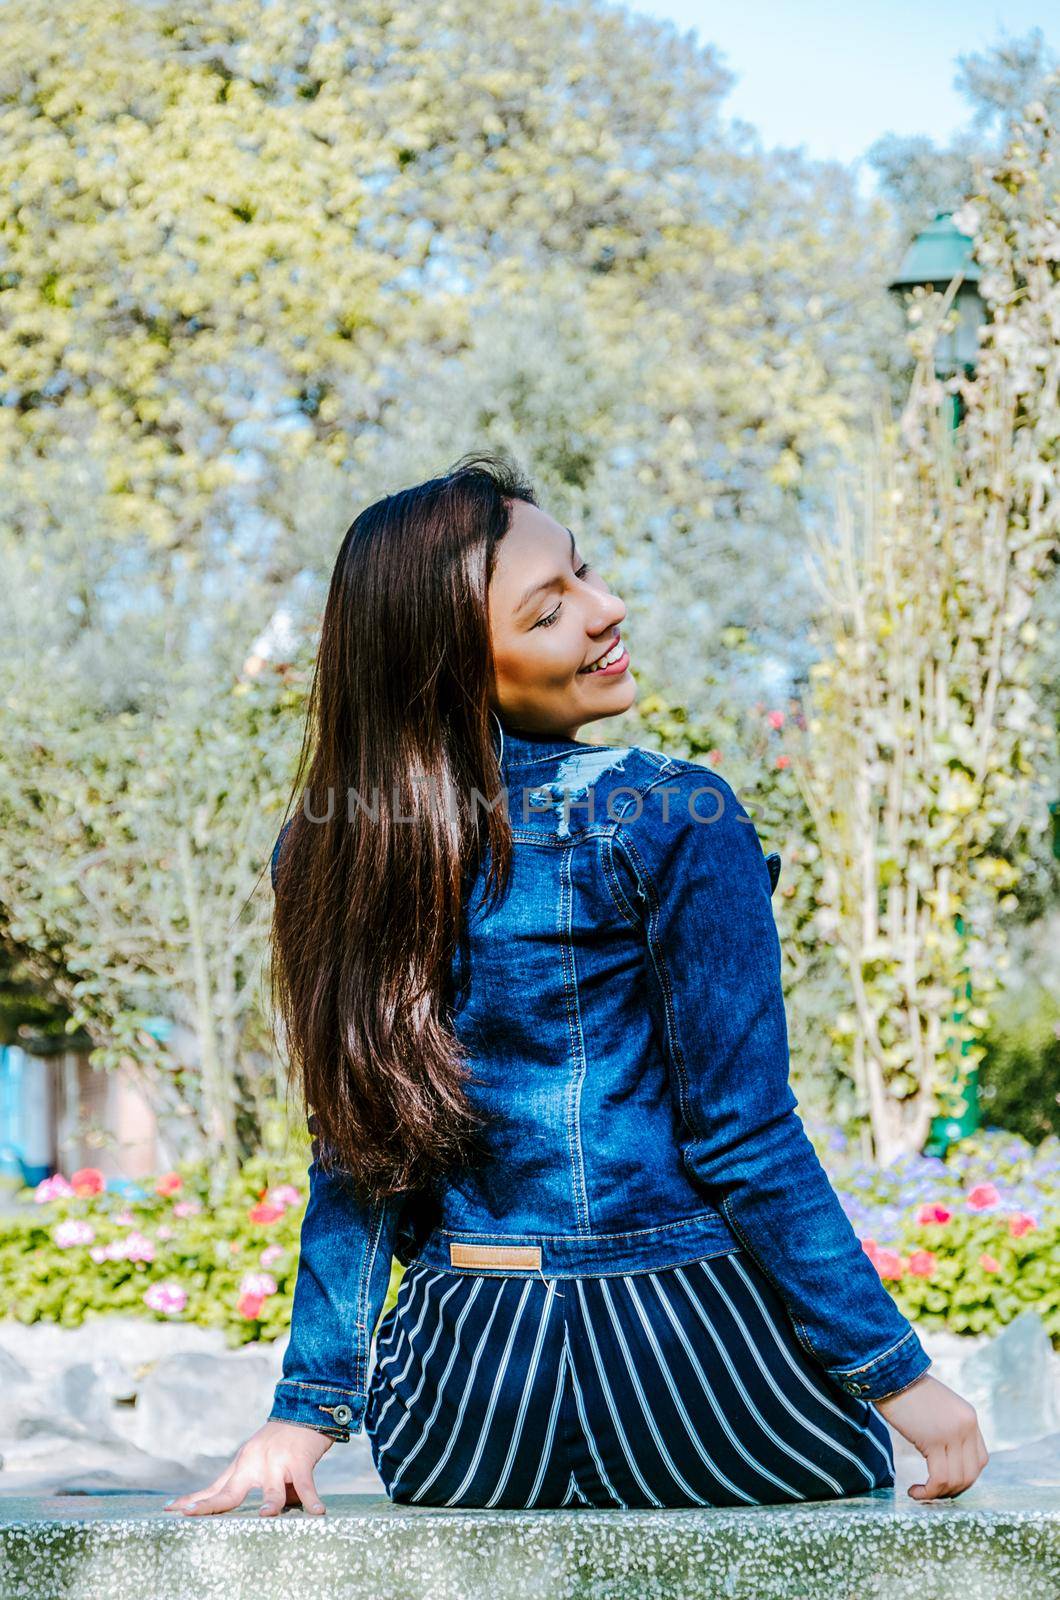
[589,589,625,636]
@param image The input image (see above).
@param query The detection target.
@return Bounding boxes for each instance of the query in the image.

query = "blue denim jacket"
[267,721,931,1441]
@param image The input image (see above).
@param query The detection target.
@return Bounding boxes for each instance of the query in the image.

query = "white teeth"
[585,640,624,672]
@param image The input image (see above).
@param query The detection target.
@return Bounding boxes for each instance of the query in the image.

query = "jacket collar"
[491,715,587,771]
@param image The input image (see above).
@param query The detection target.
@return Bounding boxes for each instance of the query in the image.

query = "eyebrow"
[514,527,578,617]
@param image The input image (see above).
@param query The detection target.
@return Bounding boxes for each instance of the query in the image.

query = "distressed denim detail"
[268,721,929,1429]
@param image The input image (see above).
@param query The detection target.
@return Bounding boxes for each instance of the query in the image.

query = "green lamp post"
[887,211,988,1156]
[888,210,985,421]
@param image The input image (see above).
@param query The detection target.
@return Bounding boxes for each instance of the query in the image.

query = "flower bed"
[1,1125,1056,1346]
[807,1122,1060,1341]
[0,1156,314,1346]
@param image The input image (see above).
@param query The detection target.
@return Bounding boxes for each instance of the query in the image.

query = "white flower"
[239,1270,278,1298]
[53,1219,95,1248]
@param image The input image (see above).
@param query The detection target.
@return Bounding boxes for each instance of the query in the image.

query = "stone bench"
[1,1486,1058,1600]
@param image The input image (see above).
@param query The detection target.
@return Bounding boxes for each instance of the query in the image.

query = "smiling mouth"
[578,633,628,674]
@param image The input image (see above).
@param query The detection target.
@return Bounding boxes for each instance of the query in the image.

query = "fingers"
[179,1474,252,1516]
[165,1465,238,1514]
[290,1462,326,1516]
[258,1464,292,1518]
[908,1441,956,1501]
[909,1424,990,1502]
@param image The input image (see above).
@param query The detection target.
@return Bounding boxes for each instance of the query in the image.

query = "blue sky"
[604,2,1054,192]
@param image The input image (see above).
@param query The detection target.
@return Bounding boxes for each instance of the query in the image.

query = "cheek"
[495,629,580,688]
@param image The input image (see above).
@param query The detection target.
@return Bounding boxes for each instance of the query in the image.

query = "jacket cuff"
[825,1325,933,1403]
[268,1378,365,1442]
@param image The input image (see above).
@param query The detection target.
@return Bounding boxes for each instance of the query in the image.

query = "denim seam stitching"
[600,832,641,926]
[430,1210,732,1243]
[352,1196,388,1400]
[274,1379,361,1396]
[827,1327,919,1378]
[431,1239,743,1280]
[558,846,591,1232]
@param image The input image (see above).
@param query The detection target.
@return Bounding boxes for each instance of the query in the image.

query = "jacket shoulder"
[609,757,782,895]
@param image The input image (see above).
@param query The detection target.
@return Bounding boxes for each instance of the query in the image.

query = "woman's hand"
[874,1373,989,1500]
[164,1419,333,1516]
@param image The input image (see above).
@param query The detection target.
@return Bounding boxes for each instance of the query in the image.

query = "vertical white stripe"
[596,1275,710,1505]
[700,1258,879,1489]
[376,1276,469,1454]
[482,1279,561,1508]
[627,1272,787,1502]
[659,1267,845,1491]
[371,1273,451,1440]
[442,1278,535,1506]
[403,1277,506,1501]
[377,1268,445,1382]
[727,1257,894,1480]
[573,1273,666,1497]
[574,1278,666,1506]
[563,1316,628,1508]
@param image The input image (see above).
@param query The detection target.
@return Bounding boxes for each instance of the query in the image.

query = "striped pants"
[364,1247,896,1510]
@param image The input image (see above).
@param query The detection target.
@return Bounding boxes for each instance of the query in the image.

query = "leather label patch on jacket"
[449,1241,543,1269]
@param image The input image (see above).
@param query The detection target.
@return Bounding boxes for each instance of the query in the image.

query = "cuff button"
[332,1403,353,1426]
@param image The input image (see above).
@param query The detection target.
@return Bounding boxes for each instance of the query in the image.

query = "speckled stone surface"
[0,1487,1057,1600]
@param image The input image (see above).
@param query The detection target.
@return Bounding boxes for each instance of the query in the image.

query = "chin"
[585,672,637,712]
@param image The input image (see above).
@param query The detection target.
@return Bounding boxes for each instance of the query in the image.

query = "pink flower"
[89,1246,108,1263]
[707,748,723,765]
[70,1167,106,1196]
[114,1210,135,1226]
[240,1271,278,1298]
[260,1244,285,1268]
[872,1248,905,1280]
[966,1183,1001,1211]
[102,1231,155,1262]
[237,1290,266,1320]
[908,1250,937,1278]
[267,1184,301,1209]
[157,1224,174,1241]
[775,754,791,770]
[916,1203,953,1225]
[1008,1212,1036,1238]
[979,1253,1001,1273]
[173,1199,202,1218]
[859,1237,878,1261]
[34,1174,74,1203]
[766,710,785,730]
[248,1201,285,1225]
[53,1219,95,1248]
[155,1172,184,1197]
[144,1281,187,1316]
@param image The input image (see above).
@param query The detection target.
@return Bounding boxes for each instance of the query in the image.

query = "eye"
[534,563,591,628]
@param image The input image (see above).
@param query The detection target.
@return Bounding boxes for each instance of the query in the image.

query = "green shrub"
[4,1126,1057,1349]
[977,984,1060,1143]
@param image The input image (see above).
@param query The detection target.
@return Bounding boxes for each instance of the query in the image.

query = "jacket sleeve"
[268,1123,404,1441]
[612,766,932,1405]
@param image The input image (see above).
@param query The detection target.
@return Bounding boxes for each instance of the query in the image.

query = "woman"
[166,452,987,1518]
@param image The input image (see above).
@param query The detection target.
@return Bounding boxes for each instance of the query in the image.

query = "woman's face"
[489,500,635,738]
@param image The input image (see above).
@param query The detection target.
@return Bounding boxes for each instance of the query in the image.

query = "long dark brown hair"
[270,452,538,1203]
